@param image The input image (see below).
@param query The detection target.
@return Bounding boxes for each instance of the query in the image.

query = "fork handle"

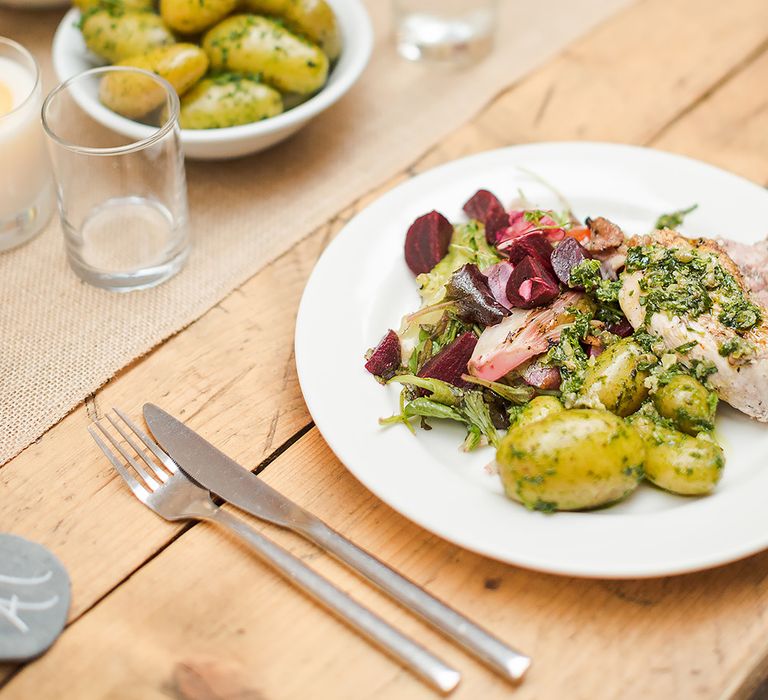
[207,508,461,694]
[298,518,530,682]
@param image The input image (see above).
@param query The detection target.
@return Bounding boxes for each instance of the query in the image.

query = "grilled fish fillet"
[618,229,768,422]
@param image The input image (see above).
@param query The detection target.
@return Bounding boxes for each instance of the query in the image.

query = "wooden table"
[2,0,768,697]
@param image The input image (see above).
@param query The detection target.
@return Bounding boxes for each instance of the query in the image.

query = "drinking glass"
[0,37,54,252]
[42,66,189,291]
[392,0,499,64]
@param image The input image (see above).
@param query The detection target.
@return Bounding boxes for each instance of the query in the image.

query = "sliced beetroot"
[499,232,555,272]
[522,362,561,390]
[404,210,453,275]
[506,255,561,309]
[485,261,515,310]
[551,237,591,285]
[607,318,633,337]
[446,264,510,327]
[463,189,508,241]
[418,331,478,389]
[364,330,401,379]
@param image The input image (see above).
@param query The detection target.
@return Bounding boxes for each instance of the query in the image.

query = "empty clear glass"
[0,37,54,252]
[42,66,189,291]
[392,0,499,65]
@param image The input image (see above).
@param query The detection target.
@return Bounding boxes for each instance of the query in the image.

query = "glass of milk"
[0,37,54,252]
[42,66,189,291]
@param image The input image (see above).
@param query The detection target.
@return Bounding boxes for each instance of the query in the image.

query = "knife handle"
[299,518,530,682]
[207,508,461,694]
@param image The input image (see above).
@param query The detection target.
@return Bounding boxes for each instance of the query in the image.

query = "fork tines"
[89,409,177,498]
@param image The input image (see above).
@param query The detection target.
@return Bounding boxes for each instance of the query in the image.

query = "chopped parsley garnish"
[625,244,762,332]
[568,260,624,324]
[654,204,698,230]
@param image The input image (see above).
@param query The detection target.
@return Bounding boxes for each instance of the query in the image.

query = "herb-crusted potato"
[100,44,209,119]
[652,374,717,435]
[180,75,283,129]
[202,15,329,95]
[632,416,723,495]
[81,11,175,64]
[240,0,341,59]
[497,409,645,511]
[160,0,238,35]
[579,338,651,416]
[510,396,564,430]
[118,44,209,94]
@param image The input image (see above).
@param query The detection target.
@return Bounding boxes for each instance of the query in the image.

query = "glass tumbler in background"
[0,37,54,252]
[42,66,189,291]
[392,0,499,64]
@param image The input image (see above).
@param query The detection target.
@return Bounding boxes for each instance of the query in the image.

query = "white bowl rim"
[52,0,373,146]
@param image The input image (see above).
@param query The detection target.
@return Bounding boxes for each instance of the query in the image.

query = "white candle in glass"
[0,38,53,249]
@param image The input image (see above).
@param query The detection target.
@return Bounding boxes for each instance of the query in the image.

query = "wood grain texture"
[6,430,768,700]
[3,0,768,696]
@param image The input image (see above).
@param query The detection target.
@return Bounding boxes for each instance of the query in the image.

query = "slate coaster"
[0,534,70,662]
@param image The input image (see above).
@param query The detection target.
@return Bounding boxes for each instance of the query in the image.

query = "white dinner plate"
[295,142,768,579]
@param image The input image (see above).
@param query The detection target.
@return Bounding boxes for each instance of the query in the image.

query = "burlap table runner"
[0,0,630,465]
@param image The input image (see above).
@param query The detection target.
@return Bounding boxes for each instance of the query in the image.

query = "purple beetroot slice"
[445,264,510,327]
[506,255,560,309]
[364,329,401,379]
[486,261,515,310]
[404,210,454,275]
[462,189,508,242]
[418,331,478,389]
[550,237,591,285]
[607,318,633,337]
[500,232,555,272]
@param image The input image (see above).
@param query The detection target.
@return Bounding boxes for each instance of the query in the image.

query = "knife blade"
[143,403,531,683]
[143,403,304,528]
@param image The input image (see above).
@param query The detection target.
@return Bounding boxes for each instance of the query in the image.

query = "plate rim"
[295,141,768,579]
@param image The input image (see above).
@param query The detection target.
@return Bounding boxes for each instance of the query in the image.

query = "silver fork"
[89,409,461,695]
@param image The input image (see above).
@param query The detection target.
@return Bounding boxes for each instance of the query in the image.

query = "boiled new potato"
[74,0,153,13]
[632,417,723,495]
[240,0,341,59]
[578,338,651,416]
[510,396,563,430]
[81,11,175,64]
[203,15,329,94]
[497,409,645,511]
[161,0,238,35]
[652,374,717,435]
[180,76,283,129]
[100,44,209,119]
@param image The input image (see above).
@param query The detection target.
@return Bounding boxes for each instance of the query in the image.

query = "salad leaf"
[416,221,501,309]
[460,374,534,404]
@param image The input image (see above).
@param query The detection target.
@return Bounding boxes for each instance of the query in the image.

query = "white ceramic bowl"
[51,0,372,160]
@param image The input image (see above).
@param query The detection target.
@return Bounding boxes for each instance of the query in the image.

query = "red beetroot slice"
[462,189,508,242]
[499,232,555,272]
[364,329,401,379]
[551,237,591,285]
[418,331,478,389]
[506,255,560,309]
[486,261,515,310]
[404,210,453,275]
[522,362,561,390]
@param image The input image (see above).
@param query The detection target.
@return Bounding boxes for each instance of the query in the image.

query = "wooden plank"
[4,0,768,695]
[5,429,768,700]
[652,49,768,185]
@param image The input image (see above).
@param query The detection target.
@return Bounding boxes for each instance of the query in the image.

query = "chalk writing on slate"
[0,534,70,662]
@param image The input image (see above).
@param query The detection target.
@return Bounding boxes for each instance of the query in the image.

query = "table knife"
[143,403,531,683]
